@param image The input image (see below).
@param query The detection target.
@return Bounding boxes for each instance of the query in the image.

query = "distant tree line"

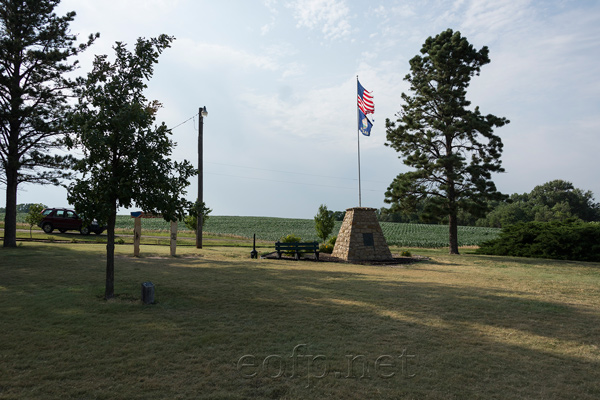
[378,180,600,228]
[0,203,48,214]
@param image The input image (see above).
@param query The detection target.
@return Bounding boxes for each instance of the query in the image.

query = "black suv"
[38,208,105,235]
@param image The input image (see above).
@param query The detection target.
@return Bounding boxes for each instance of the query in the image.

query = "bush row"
[476,220,600,262]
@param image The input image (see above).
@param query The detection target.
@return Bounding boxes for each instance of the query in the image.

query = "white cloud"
[7,0,600,217]
[287,0,351,40]
[239,81,354,142]
[173,38,279,73]
[442,0,535,39]
[261,0,280,35]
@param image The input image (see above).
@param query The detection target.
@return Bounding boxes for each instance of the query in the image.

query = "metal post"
[357,119,362,207]
[356,76,362,207]
[196,107,205,249]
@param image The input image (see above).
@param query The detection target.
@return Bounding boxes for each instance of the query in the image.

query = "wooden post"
[170,220,177,256]
[196,106,204,249]
[133,217,141,257]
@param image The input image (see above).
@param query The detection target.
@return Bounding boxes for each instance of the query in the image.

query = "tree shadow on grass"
[134,257,600,398]
[2,244,600,399]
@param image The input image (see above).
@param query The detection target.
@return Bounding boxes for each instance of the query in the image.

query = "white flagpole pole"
[357,76,362,207]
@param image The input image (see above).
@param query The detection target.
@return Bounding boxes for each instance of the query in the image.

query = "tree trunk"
[448,213,460,255]
[3,168,18,248]
[105,203,117,300]
[445,136,460,255]
[3,52,22,248]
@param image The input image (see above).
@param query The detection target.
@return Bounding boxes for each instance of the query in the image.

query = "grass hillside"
[0,243,599,398]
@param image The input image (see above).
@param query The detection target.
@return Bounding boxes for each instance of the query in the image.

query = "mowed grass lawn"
[1,243,599,399]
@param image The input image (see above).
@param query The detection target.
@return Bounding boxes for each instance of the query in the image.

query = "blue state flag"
[358,108,372,136]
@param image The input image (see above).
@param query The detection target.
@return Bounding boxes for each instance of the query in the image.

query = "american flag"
[357,80,374,115]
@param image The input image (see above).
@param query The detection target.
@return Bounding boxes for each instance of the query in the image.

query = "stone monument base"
[332,207,393,261]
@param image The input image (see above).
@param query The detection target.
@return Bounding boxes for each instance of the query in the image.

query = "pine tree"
[385,29,509,254]
[0,0,97,247]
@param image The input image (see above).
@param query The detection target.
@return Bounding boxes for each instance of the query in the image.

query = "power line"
[205,171,382,192]
[206,161,389,184]
[170,112,198,131]
[169,114,389,188]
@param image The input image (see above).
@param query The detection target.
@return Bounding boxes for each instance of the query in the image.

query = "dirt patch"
[261,251,428,265]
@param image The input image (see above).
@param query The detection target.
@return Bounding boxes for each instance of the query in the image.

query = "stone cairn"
[332,207,393,261]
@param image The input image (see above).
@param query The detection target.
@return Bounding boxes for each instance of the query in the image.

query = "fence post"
[170,220,177,257]
[134,217,141,257]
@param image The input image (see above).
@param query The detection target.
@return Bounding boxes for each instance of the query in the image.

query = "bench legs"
[274,246,319,261]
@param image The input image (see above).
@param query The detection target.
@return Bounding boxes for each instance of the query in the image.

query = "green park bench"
[275,241,319,261]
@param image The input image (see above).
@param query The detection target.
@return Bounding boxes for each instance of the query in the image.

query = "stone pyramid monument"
[332,207,393,261]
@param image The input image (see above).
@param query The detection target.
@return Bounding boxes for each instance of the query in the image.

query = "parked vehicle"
[38,208,105,235]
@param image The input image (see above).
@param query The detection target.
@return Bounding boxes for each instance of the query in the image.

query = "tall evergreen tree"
[0,0,97,247]
[67,35,196,300]
[385,29,509,254]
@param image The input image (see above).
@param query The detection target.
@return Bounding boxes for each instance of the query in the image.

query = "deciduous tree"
[385,29,509,254]
[478,180,600,227]
[314,204,335,243]
[24,203,45,238]
[184,201,212,232]
[0,0,97,247]
[67,35,196,300]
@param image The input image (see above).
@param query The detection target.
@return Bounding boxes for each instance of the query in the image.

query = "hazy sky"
[3,0,599,219]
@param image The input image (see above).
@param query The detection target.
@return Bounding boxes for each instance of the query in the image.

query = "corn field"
[118,215,498,247]
[11,213,499,247]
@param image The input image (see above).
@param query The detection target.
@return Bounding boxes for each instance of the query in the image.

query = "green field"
[7,213,500,247]
[1,242,599,399]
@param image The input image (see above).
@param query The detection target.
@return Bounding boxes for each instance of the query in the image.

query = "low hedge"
[476,220,600,262]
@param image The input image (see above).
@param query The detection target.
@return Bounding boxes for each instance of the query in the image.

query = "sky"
[2,0,600,219]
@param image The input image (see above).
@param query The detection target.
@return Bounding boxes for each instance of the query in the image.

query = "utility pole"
[196,106,207,249]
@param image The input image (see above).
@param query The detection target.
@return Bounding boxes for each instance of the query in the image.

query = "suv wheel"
[80,226,90,235]
[42,223,53,234]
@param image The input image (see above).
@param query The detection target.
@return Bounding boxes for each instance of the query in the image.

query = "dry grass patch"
[0,243,599,399]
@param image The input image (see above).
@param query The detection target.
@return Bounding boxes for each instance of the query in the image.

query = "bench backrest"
[275,241,318,251]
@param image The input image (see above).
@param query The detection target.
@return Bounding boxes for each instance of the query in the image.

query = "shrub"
[400,250,412,257]
[319,243,334,254]
[280,234,302,256]
[280,234,302,243]
[328,236,337,246]
[476,220,600,261]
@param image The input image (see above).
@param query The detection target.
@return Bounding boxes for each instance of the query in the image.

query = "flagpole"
[356,76,362,207]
